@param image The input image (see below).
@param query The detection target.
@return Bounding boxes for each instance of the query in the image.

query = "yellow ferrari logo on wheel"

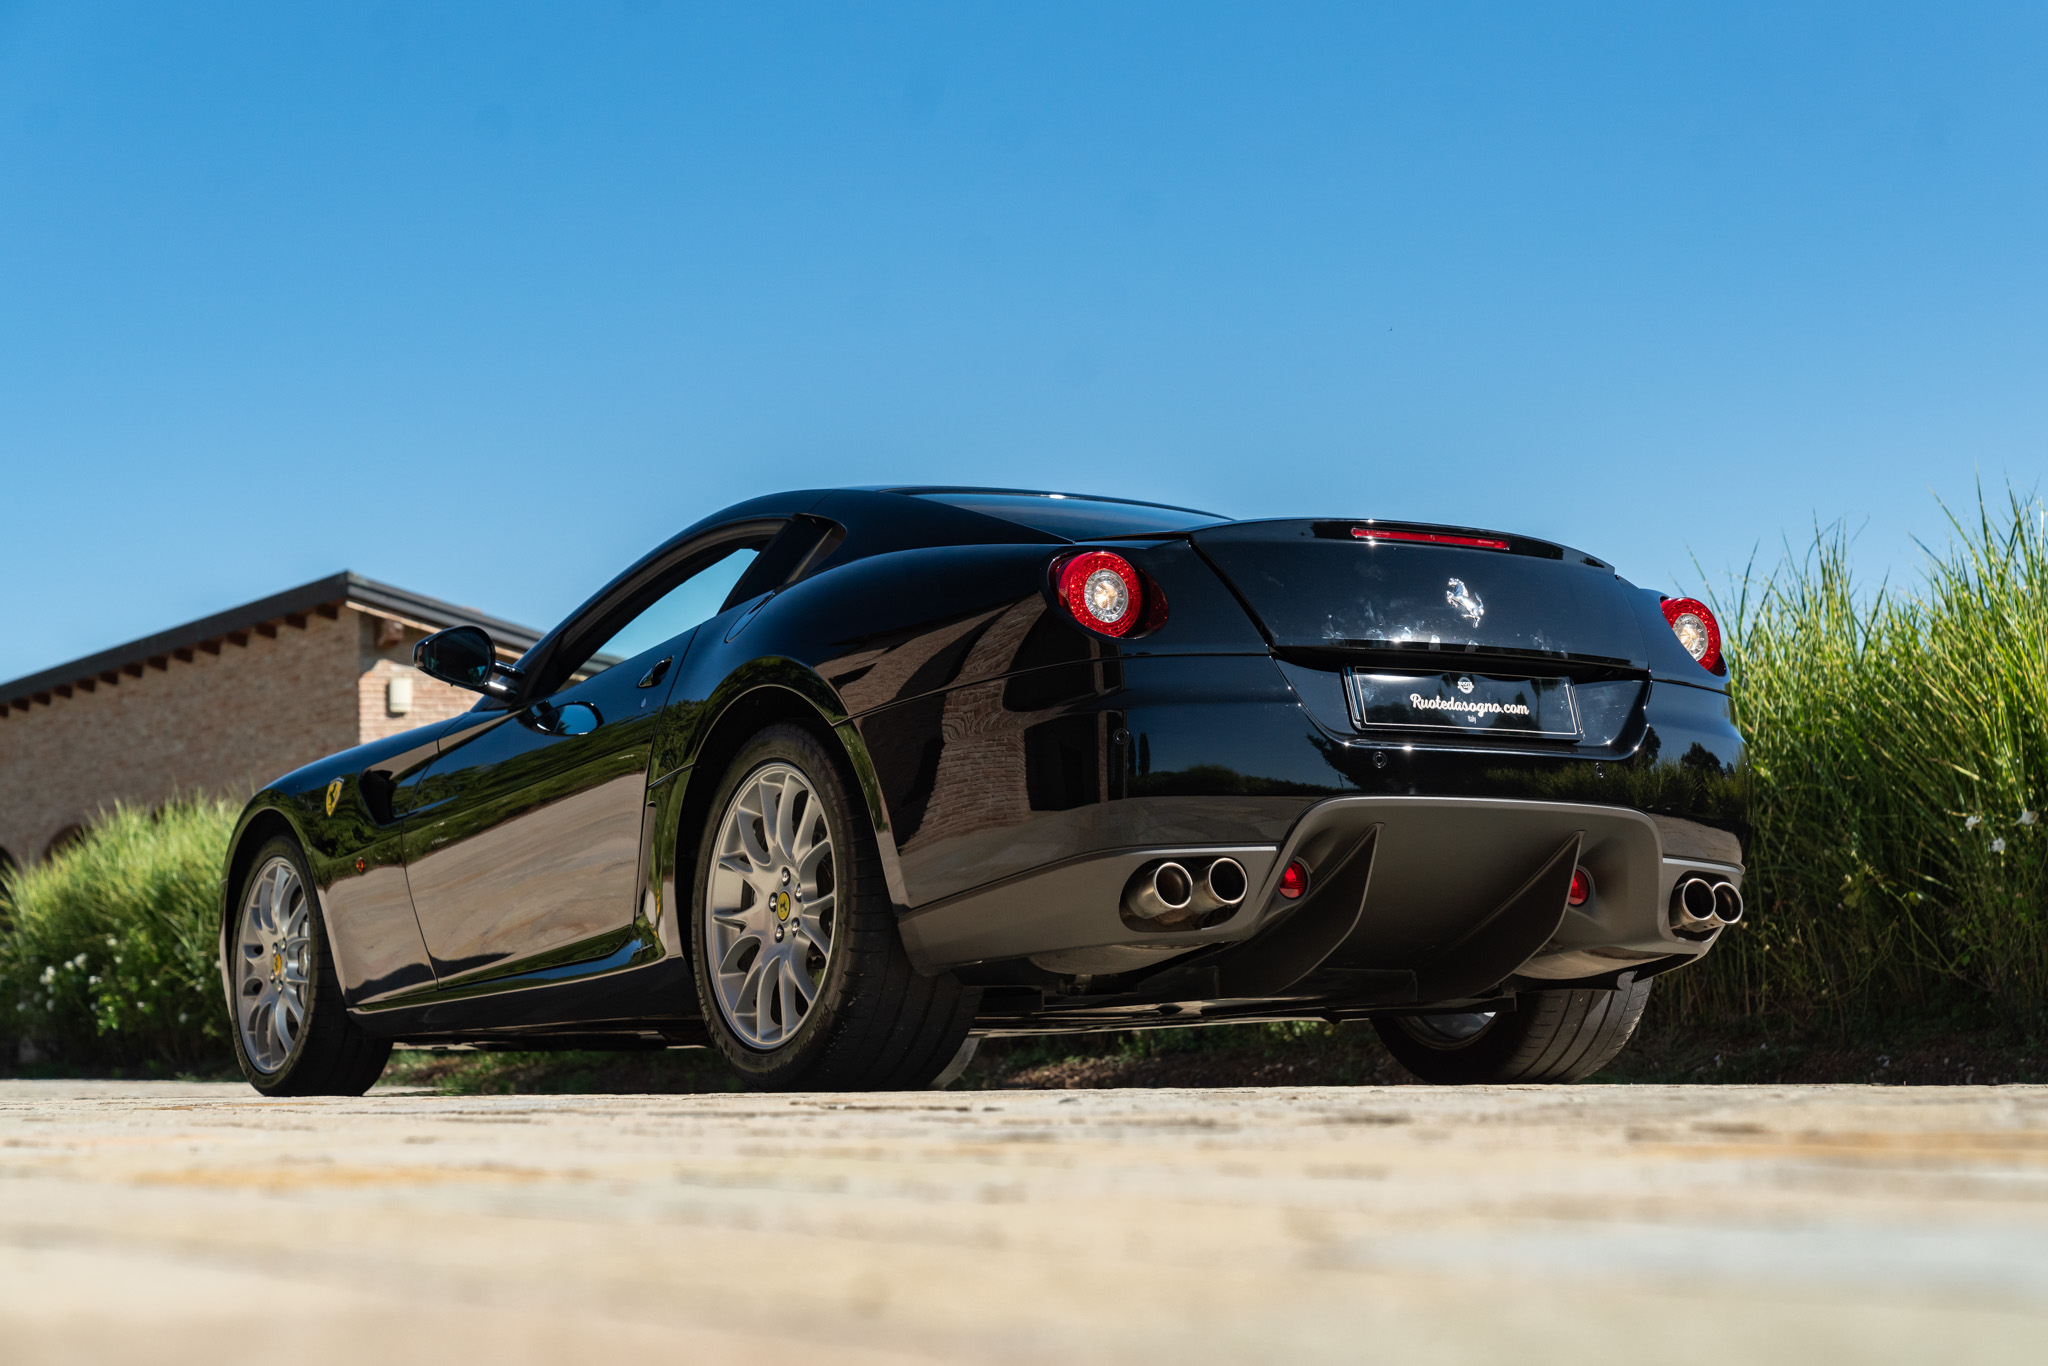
[324,778,343,816]
[773,891,792,921]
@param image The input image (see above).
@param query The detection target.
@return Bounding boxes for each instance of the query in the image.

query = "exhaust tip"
[1205,857,1248,907]
[1122,860,1197,922]
[1153,861,1194,911]
[1714,881,1744,926]
[1672,876,1719,931]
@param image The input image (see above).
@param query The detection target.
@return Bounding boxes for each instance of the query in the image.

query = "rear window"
[912,490,1226,538]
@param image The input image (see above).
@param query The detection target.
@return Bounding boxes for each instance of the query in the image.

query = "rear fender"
[652,658,911,936]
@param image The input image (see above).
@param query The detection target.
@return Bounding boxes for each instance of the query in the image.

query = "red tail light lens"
[1568,867,1592,907]
[1352,526,1509,551]
[1660,597,1723,673]
[1058,551,1143,637]
[1278,859,1309,900]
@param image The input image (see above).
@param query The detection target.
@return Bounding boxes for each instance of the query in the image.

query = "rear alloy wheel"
[229,835,392,1096]
[691,724,978,1090]
[1373,978,1654,1084]
[704,760,838,1050]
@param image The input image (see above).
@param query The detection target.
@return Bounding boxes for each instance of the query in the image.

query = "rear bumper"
[859,652,1747,915]
[901,793,1742,1006]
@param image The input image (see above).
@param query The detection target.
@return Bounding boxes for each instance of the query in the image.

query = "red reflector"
[1352,527,1509,551]
[1278,859,1309,900]
[1568,867,1592,907]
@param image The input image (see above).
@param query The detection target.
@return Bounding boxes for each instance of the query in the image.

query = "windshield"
[911,490,1227,538]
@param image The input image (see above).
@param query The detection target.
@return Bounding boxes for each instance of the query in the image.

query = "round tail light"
[1568,867,1592,907]
[1659,597,1723,673]
[1278,859,1309,900]
[1058,551,1143,637]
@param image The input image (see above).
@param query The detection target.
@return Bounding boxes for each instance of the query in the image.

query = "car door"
[401,544,762,981]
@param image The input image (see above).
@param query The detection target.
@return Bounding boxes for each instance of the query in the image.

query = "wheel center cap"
[271,950,283,976]
[772,890,792,922]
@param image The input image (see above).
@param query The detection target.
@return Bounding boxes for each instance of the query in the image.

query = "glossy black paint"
[1193,520,1647,664]
[219,487,1748,1047]
[400,633,678,982]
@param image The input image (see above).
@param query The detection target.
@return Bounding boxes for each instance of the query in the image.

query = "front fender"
[217,720,456,1011]
[216,789,322,1018]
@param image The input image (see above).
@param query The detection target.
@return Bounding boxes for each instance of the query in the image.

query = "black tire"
[689,723,978,1090]
[1373,978,1653,1084]
[227,835,392,1097]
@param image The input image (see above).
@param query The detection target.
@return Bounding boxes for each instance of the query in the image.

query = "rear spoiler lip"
[1196,518,1616,571]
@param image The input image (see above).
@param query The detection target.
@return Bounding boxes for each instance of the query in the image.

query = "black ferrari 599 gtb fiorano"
[220,487,1746,1094]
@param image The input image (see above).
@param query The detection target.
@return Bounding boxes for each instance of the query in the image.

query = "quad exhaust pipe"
[1670,875,1743,933]
[1123,857,1249,927]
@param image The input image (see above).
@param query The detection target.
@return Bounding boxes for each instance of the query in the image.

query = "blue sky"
[4,2,2045,681]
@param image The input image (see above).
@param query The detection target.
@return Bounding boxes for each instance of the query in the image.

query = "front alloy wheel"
[234,854,312,1072]
[225,834,392,1096]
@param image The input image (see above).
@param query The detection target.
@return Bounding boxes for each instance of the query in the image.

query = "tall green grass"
[0,796,235,1067]
[1671,489,2048,1025]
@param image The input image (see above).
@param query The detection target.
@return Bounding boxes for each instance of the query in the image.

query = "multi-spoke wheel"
[234,855,312,1072]
[226,835,391,1096]
[705,762,837,1049]
[689,724,979,1090]
[1373,978,1654,1084]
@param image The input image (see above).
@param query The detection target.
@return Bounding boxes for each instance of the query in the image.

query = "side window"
[570,547,759,683]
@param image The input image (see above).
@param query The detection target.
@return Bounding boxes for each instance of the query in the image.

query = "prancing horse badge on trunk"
[1446,578,1484,626]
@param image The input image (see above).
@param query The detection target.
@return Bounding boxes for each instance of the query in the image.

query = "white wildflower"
[1993,838,2008,855]
[39,966,55,987]
[1965,815,1983,830]
[105,936,118,949]
[86,975,99,987]
[69,953,87,970]
[2022,811,2038,827]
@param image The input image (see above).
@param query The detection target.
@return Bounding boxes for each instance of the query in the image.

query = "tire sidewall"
[1375,979,1654,1084]
[227,834,332,1095]
[689,724,872,1085]
[1376,1010,1524,1084]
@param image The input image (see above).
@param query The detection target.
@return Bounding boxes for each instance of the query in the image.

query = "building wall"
[0,607,480,868]
[354,613,481,745]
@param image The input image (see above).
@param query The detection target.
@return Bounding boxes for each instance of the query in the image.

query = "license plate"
[1344,671,1581,739]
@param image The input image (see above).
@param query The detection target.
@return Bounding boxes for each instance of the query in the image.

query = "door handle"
[636,656,673,690]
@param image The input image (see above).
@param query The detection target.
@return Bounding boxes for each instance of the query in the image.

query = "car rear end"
[889,500,1746,1018]
[1176,518,1743,992]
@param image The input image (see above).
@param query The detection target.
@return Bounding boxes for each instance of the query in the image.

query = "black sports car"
[219,487,1746,1094]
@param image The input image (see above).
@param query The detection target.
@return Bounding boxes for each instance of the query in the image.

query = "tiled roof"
[1,572,541,715]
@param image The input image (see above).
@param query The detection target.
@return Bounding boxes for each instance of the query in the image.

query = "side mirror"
[414,626,525,700]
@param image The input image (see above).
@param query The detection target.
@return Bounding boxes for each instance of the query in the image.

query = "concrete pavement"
[4,1079,2047,1363]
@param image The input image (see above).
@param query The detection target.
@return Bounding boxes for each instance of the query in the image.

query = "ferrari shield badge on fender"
[324,778,343,816]
[1446,578,1484,626]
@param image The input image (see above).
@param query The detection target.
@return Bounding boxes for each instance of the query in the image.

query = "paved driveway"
[3,1080,2045,1363]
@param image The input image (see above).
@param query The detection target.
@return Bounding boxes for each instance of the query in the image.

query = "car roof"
[872,484,1223,517]
[875,486,1228,537]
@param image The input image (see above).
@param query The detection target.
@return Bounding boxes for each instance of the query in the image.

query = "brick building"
[0,574,539,873]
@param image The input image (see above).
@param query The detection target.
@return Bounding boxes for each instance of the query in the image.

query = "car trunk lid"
[1190,519,1649,669]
